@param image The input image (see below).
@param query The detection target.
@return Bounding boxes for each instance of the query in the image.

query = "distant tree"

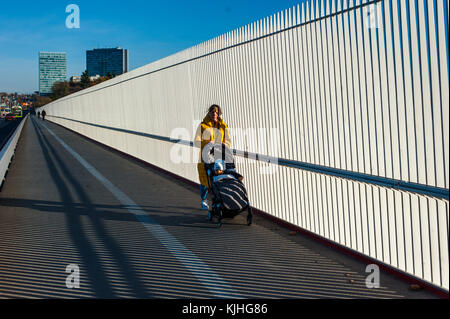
[34,96,52,108]
[91,76,110,86]
[68,81,83,94]
[51,81,70,100]
[80,70,91,89]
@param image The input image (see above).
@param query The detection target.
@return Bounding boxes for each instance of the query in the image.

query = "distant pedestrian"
[37,111,41,119]
[42,110,46,121]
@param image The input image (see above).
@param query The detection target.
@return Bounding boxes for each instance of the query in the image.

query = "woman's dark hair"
[208,104,222,116]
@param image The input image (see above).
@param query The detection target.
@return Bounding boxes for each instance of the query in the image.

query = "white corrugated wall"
[39,0,449,291]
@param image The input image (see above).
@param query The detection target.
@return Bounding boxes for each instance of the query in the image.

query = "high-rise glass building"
[39,52,67,96]
[86,47,129,77]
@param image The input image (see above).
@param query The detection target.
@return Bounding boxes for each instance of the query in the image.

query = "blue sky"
[0,0,302,93]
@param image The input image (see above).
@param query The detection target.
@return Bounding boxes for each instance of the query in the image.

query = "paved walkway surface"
[0,116,438,299]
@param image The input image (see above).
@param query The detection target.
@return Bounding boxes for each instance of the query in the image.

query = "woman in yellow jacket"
[194,104,231,210]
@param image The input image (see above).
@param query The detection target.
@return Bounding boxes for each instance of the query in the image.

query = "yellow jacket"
[195,115,231,186]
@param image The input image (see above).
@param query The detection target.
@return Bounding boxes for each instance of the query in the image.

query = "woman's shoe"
[201,200,209,210]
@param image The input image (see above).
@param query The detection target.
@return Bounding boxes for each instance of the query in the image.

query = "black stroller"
[203,143,253,228]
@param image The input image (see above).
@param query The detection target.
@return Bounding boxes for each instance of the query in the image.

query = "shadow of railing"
[0,118,414,299]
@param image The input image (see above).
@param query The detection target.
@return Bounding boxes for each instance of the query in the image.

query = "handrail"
[46,115,449,200]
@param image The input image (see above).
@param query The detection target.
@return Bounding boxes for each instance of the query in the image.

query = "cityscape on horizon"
[0,46,130,110]
[37,47,129,97]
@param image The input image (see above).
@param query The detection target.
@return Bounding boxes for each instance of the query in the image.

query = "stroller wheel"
[247,215,252,226]
[217,214,223,228]
[213,206,222,221]
[247,207,253,226]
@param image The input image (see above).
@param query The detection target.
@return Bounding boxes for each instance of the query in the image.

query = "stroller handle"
[201,143,235,165]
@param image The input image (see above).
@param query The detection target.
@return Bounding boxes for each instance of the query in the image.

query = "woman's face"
[209,107,219,122]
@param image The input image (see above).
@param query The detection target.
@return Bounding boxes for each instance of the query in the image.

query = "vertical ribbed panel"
[41,0,449,291]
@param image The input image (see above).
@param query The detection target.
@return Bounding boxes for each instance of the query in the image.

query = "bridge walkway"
[0,116,436,298]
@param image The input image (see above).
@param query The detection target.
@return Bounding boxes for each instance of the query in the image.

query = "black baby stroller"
[203,143,253,228]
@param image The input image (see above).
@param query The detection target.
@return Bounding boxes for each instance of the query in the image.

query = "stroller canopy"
[202,143,235,166]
